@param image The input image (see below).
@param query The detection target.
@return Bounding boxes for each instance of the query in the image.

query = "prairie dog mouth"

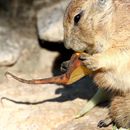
[64,40,87,52]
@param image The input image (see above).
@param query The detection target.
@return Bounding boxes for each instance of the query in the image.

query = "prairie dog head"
[64,0,130,54]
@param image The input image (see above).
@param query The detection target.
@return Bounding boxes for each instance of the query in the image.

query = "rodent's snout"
[64,43,71,50]
[64,39,71,49]
[64,37,87,52]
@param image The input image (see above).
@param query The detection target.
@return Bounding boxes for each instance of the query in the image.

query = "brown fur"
[64,0,130,128]
[110,94,130,128]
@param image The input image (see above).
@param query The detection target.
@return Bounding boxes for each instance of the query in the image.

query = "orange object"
[5,53,92,85]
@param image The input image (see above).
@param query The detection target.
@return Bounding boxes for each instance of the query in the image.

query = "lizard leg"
[60,60,70,72]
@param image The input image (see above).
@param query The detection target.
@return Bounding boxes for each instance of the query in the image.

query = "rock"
[0,19,21,66]
[0,0,35,19]
[34,0,63,9]
[0,72,112,130]
[0,14,37,67]
[37,0,70,42]
[55,108,112,130]
[0,0,37,67]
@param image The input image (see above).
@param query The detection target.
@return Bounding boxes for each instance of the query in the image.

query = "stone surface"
[37,0,70,42]
[0,73,112,130]
[56,108,112,130]
[0,0,36,67]
[0,17,38,67]
[0,0,35,18]
[0,46,113,130]
[0,19,21,66]
[34,0,63,8]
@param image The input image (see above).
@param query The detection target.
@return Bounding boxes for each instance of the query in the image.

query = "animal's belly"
[94,71,130,92]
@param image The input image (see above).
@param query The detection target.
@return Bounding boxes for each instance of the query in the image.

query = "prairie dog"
[64,0,130,128]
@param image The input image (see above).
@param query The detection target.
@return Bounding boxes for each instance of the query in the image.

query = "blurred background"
[0,1,110,130]
[0,0,71,72]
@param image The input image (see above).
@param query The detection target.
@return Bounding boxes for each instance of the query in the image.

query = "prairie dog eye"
[98,0,106,5]
[74,12,83,25]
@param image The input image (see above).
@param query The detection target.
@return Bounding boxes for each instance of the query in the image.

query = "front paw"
[80,53,102,71]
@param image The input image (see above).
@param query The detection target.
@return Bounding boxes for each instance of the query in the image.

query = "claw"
[98,120,107,128]
[98,117,112,128]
